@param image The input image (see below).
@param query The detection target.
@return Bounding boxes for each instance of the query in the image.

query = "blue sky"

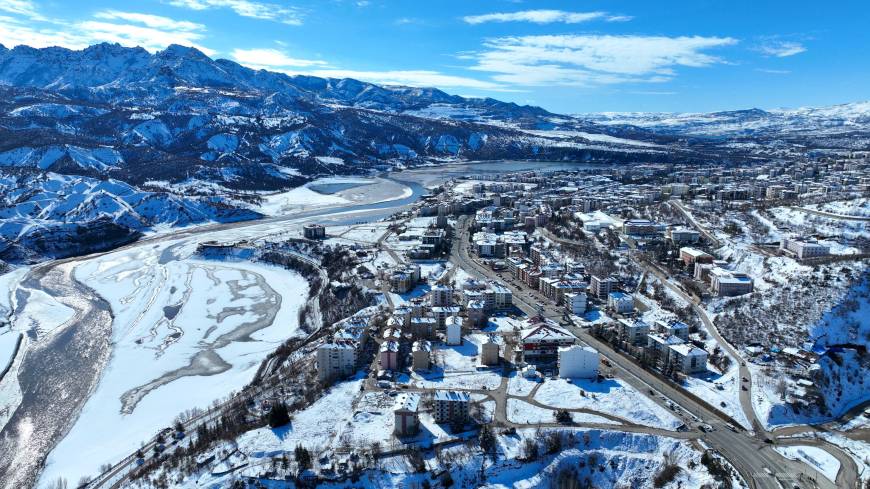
[0,0,868,113]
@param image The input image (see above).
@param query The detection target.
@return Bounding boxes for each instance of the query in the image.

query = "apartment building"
[433,390,471,424]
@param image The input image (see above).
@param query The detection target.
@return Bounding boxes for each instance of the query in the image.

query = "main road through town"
[452,216,854,489]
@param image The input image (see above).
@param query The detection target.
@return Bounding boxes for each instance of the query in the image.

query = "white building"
[430,285,453,307]
[445,316,463,345]
[564,292,587,315]
[558,345,599,379]
[316,340,357,382]
[780,237,830,261]
[668,344,708,374]
[618,318,649,346]
[607,292,635,314]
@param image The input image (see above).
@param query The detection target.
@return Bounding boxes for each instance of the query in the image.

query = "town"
[84,156,870,489]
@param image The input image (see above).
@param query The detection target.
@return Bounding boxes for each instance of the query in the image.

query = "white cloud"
[0,0,45,20]
[303,69,506,90]
[93,10,205,32]
[0,7,214,55]
[230,46,504,90]
[231,48,328,68]
[466,34,737,86]
[757,40,805,57]
[166,0,303,25]
[755,68,791,74]
[463,9,631,25]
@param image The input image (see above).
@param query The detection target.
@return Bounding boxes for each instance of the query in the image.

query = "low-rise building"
[303,224,326,240]
[679,247,714,266]
[655,320,690,341]
[709,269,754,296]
[780,237,830,261]
[521,318,575,363]
[558,345,599,379]
[623,219,659,236]
[669,227,701,244]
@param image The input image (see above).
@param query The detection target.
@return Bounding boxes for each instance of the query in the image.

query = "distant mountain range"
[0,42,868,262]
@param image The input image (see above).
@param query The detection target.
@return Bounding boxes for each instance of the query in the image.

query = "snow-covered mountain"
[0,42,866,261]
[579,102,870,150]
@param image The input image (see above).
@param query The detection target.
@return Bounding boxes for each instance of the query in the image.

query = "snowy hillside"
[579,102,870,151]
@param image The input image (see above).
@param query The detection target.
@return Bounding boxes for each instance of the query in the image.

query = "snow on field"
[488,428,718,489]
[507,371,540,397]
[39,240,308,485]
[682,367,751,430]
[484,315,525,333]
[14,287,75,339]
[257,185,349,216]
[238,378,365,456]
[411,336,503,390]
[768,206,869,240]
[506,398,618,425]
[534,378,682,430]
[774,445,840,483]
[808,198,870,217]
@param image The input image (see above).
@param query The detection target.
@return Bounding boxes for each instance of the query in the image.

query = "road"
[788,206,870,222]
[453,217,852,489]
[668,200,722,247]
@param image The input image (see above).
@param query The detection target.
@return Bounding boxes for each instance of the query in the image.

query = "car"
[720,401,727,408]
[741,385,748,391]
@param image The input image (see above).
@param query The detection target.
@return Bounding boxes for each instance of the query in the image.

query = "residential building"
[379,341,400,371]
[617,318,650,346]
[564,292,587,315]
[393,393,420,436]
[709,269,754,296]
[411,341,431,370]
[655,320,690,340]
[480,336,500,366]
[668,344,708,374]
[433,390,471,424]
[316,340,357,382]
[445,316,463,345]
[430,285,453,307]
[607,291,635,314]
[590,275,618,299]
[303,224,326,240]
[558,345,599,379]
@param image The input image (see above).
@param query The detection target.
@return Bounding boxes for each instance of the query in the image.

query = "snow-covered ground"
[506,398,618,425]
[533,378,682,430]
[807,198,870,217]
[774,445,841,483]
[38,240,309,485]
[411,335,503,391]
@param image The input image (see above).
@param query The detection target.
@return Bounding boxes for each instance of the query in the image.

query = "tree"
[478,424,497,457]
[294,445,312,471]
[268,402,291,428]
